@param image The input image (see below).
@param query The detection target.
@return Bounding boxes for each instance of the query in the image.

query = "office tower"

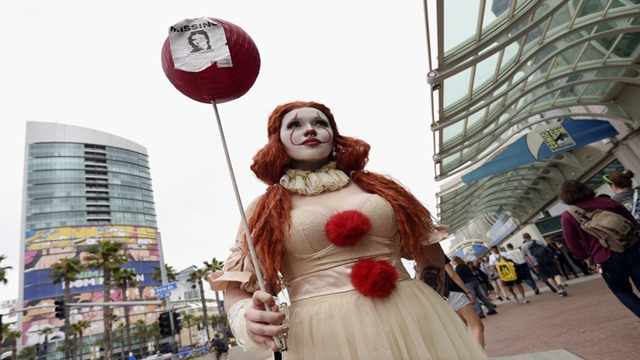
[19,122,162,350]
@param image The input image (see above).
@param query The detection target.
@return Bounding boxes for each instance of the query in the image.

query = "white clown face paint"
[280,107,334,170]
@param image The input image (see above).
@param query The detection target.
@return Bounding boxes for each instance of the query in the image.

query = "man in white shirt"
[505,243,539,294]
[489,245,530,303]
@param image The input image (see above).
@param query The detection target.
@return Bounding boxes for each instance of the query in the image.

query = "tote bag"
[496,256,518,282]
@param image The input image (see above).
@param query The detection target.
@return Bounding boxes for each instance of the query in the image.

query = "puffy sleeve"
[423,224,450,245]
[208,197,262,293]
[208,238,261,293]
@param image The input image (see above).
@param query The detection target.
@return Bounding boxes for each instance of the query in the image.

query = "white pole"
[210,100,286,351]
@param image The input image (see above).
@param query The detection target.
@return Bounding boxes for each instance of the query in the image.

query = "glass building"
[19,122,162,356]
[423,0,640,256]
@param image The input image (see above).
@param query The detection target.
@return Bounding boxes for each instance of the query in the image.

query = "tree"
[133,319,148,358]
[37,326,54,358]
[71,319,90,360]
[113,268,138,355]
[5,329,21,360]
[1,322,11,358]
[203,258,225,315]
[207,314,220,336]
[187,268,211,340]
[115,322,127,360]
[0,254,12,284]
[181,314,195,348]
[49,256,86,360]
[152,265,177,283]
[149,322,161,354]
[83,240,126,360]
[17,345,36,360]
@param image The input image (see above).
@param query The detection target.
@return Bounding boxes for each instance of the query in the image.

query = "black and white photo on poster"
[168,17,232,72]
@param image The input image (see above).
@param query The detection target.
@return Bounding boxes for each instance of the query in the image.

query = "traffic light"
[158,312,172,337]
[172,312,182,333]
[54,300,65,320]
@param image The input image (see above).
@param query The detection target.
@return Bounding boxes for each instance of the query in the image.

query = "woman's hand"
[466,292,476,305]
[244,290,289,352]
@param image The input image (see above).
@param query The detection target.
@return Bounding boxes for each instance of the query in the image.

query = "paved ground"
[484,274,640,360]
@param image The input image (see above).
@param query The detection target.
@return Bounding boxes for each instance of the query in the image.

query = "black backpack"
[529,241,554,264]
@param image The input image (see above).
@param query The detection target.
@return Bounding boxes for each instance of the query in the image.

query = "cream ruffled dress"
[210,164,487,359]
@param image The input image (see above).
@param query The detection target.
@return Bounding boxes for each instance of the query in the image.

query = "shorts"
[447,291,471,311]
[536,261,561,279]
[502,278,522,287]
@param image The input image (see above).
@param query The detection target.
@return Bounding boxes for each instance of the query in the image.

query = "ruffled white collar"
[279,162,350,196]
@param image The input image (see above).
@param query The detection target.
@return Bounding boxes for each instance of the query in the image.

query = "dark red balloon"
[161,18,261,104]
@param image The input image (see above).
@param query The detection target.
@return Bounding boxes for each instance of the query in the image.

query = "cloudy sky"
[0,0,457,301]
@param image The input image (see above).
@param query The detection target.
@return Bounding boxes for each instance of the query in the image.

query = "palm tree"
[113,268,138,354]
[207,314,220,336]
[83,240,126,360]
[17,345,36,360]
[71,320,90,360]
[203,258,225,315]
[49,257,86,360]
[37,327,55,358]
[115,322,127,360]
[181,314,195,348]
[133,319,148,358]
[1,322,11,358]
[0,254,12,284]
[149,322,161,354]
[187,267,211,340]
[152,264,177,283]
[5,329,21,360]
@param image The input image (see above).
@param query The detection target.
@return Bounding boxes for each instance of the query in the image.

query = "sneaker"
[512,297,519,303]
[558,284,568,296]
[486,310,498,315]
[479,314,486,319]
[558,292,564,297]
[534,288,540,295]
[522,299,530,303]
[497,296,504,301]
[505,297,511,301]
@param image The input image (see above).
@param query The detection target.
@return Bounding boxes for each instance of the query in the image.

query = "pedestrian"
[521,233,568,297]
[488,246,530,303]
[444,256,485,349]
[208,101,487,359]
[546,237,579,279]
[481,256,509,301]
[559,179,640,318]
[469,260,492,298]
[604,170,640,222]
[451,256,497,318]
[505,243,539,295]
[212,333,229,360]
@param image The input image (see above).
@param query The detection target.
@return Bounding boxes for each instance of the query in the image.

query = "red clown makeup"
[280,107,334,170]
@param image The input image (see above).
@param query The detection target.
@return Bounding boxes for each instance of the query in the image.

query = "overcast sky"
[0,0,461,302]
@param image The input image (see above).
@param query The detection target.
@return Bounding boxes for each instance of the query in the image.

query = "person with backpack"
[559,180,640,318]
[604,170,640,222]
[521,233,568,297]
[212,333,229,360]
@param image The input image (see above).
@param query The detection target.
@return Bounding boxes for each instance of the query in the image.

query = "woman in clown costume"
[209,101,486,359]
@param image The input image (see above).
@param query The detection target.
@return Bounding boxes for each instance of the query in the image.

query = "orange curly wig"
[248,101,435,292]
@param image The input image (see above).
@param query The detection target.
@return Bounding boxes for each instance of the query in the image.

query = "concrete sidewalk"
[484,274,640,360]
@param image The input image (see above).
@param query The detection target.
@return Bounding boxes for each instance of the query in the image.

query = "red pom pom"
[161,18,261,104]
[350,258,398,298]
[325,210,372,247]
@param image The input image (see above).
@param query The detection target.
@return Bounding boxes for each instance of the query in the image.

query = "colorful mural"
[21,225,163,346]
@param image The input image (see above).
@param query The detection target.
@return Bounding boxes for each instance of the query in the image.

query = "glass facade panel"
[29,143,83,157]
